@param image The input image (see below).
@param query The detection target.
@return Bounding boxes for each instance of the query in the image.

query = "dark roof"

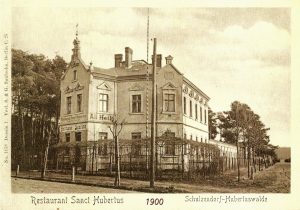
[91,60,151,77]
[79,58,210,99]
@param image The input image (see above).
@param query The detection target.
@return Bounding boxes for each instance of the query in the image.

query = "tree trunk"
[247,145,250,178]
[263,155,267,168]
[40,113,45,168]
[41,123,52,178]
[91,144,95,174]
[252,148,256,173]
[17,86,23,168]
[114,136,120,187]
[21,113,26,169]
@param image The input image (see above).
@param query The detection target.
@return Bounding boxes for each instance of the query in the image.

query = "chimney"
[165,55,173,65]
[114,54,123,68]
[152,54,162,67]
[125,47,133,68]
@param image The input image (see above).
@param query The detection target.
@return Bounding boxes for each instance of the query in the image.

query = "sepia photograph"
[9,7,292,195]
[3,1,300,209]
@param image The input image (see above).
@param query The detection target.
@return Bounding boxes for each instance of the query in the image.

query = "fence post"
[56,158,59,171]
[72,166,75,182]
[109,153,112,175]
[16,164,20,177]
[250,166,254,180]
[130,153,132,178]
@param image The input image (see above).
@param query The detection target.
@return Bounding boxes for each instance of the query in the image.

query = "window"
[164,93,175,112]
[75,132,81,142]
[204,109,207,124]
[98,94,108,112]
[132,144,141,156]
[73,70,77,80]
[190,134,193,140]
[98,144,108,156]
[132,132,141,140]
[184,133,187,139]
[75,146,81,163]
[98,132,108,155]
[165,132,175,155]
[65,148,70,156]
[98,132,108,140]
[195,104,198,120]
[183,97,186,115]
[200,106,203,122]
[132,95,141,113]
[165,142,175,156]
[65,133,70,142]
[183,144,187,154]
[132,132,142,156]
[77,94,82,112]
[66,96,71,114]
[189,100,193,117]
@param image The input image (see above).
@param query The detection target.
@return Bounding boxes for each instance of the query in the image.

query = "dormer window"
[73,70,77,80]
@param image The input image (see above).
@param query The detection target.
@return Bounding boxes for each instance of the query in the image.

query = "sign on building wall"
[61,123,87,132]
[60,114,86,124]
[89,113,113,122]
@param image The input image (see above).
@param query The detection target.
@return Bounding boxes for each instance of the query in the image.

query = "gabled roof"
[61,57,89,80]
[64,56,210,100]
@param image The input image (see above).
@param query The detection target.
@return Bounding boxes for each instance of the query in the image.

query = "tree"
[218,100,272,179]
[108,115,125,187]
[41,122,54,178]
[218,112,236,144]
[219,101,249,181]
[11,49,66,172]
[208,108,218,140]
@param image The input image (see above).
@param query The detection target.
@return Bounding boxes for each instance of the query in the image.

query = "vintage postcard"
[1,0,300,210]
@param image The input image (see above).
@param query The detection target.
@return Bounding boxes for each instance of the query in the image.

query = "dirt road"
[12,178,135,193]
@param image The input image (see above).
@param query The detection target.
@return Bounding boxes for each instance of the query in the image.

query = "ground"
[11,162,290,193]
[12,178,134,193]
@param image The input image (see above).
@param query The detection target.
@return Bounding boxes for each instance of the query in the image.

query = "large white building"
[55,34,237,172]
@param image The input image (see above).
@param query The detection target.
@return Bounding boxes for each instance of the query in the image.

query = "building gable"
[162,82,177,90]
[96,82,112,91]
[61,58,89,81]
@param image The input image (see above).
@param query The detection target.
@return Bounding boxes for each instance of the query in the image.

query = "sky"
[12,7,291,147]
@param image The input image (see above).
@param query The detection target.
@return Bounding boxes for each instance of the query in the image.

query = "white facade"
[56,36,237,171]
